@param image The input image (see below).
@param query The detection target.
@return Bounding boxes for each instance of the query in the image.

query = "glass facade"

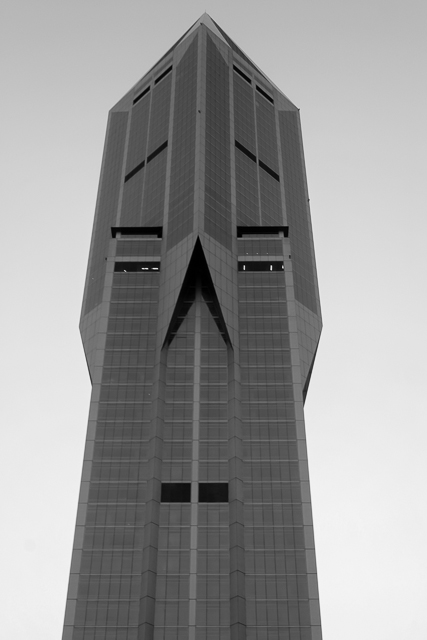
[65,15,322,640]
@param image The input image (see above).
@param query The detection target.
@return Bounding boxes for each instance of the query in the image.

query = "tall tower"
[63,14,322,640]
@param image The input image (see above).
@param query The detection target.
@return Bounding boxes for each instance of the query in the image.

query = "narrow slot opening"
[114,262,160,272]
[111,227,163,238]
[237,226,288,238]
[233,65,251,84]
[258,159,280,182]
[238,261,284,272]
[256,84,274,104]
[147,140,168,164]
[133,85,150,105]
[235,140,256,163]
[154,65,172,85]
[124,160,145,183]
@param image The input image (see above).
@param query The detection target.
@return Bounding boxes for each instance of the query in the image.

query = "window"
[155,65,172,84]
[133,85,150,105]
[124,160,145,183]
[238,261,284,272]
[161,483,191,502]
[111,226,163,238]
[233,65,251,84]
[237,226,288,238]
[114,262,160,272]
[198,483,228,503]
[259,159,280,182]
[147,140,168,164]
[256,84,274,104]
[235,140,256,163]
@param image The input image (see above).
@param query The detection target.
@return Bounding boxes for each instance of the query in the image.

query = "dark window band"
[161,483,190,502]
[147,140,168,164]
[256,85,274,104]
[233,65,251,84]
[235,140,256,163]
[198,483,228,503]
[133,85,150,105]
[160,483,229,502]
[111,227,163,238]
[114,261,160,272]
[235,141,279,181]
[155,65,172,85]
[237,226,288,237]
[259,159,280,182]
[124,160,145,183]
[239,261,284,272]
[124,141,167,183]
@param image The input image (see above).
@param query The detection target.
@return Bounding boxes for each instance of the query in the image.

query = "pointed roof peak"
[181,12,228,45]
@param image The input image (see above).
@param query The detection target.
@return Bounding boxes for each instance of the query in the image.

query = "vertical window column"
[189,281,202,640]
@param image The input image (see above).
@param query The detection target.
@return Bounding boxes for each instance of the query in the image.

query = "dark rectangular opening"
[259,159,280,182]
[235,140,256,163]
[237,226,288,237]
[133,85,150,105]
[124,160,145,183]
[147,140,168,164]
[155,65,172,85]
[114,261,160,272]
[161,483,191,502]
[111,227,163,238]
[233,65,251,84]
[238,261,284,272]
[198,483,228,503]
[256,85,274,104]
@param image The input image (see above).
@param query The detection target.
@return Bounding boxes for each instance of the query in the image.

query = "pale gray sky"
[1,1,426,638]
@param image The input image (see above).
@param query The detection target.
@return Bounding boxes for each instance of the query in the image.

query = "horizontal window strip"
[124,160,145,183]
[147,140,168,164]
[259,159,280,182]
[233,64,251,84]
[235,140,256,163]
[114,262,160,272]
[239,261,284,272]
[133,85,150,105]
[256,84,274,104]
[112,226,163,238]
[237,225,288,237]
[154,65,172,85]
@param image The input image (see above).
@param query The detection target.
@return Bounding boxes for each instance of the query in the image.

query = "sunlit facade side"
[63,15,322,640]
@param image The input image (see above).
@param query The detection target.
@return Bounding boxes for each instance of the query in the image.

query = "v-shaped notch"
[163,238,231,348]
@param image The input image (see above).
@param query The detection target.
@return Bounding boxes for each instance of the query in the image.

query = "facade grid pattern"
[64,17,322,640]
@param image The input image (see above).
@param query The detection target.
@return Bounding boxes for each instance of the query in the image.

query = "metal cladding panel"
[204,34,232,250]
[255,93,279,173]
[234,74,256,155]
[83,111,128,316]
[167,35,198,250]
[125,93,150,173]
[146,74,172,156]
[259,168,283,226]
[235,151,260,226]
[142,151,168,226]
[279,110,319,315]
[121,168,144,227]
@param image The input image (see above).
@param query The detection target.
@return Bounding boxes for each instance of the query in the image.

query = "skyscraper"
[63,14,322,640]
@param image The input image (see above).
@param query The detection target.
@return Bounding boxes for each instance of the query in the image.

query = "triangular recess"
[163,238,231,348]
